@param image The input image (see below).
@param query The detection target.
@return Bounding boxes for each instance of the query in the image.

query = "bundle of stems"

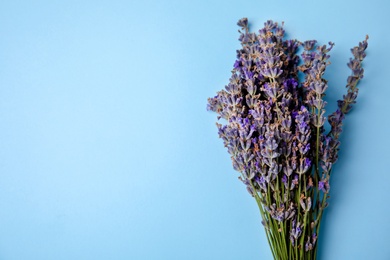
[207,18,368,259]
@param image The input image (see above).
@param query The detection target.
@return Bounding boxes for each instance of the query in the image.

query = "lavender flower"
[207,18,368,260]
[290,220,303,246]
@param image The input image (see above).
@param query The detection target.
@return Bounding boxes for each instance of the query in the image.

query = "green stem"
[250,181,276,259]
[299,176,308,259]
[313,192,328,258]
[315,93,321,181]
[280,221,289,260]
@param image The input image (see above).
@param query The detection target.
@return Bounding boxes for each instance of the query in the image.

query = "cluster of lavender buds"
[207,18,368,260]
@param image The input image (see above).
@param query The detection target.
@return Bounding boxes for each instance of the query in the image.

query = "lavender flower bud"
[237,17,248,29]
[318,179,330,193]
[303,40,317,51]
[290,220,303,245]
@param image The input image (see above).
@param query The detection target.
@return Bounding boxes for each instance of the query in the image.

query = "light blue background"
[0,0,388,259]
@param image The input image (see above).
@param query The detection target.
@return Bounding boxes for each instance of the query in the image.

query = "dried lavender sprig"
[312,36,369,257]
[299,41,334,174]
[296,41,337,253]
[328,35,369,140]
[317,35,369,216]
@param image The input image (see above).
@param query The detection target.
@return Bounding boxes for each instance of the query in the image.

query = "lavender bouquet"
[207,18,368,260]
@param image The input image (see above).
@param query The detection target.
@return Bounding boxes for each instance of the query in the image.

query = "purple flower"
[233,60,241,69]
[305,158,311,168]
[237,17,248,28]
[264,20,277,30]
[290,220,303,245]
[303,143,310,154]
[244,70,254,80]
[291,111,298,119]
[303,40,317,51]
[256,176,267,191]
[318,180,330,193]
[283,78,298,92]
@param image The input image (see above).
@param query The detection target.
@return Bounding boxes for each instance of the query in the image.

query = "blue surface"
[0,0,388,259]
